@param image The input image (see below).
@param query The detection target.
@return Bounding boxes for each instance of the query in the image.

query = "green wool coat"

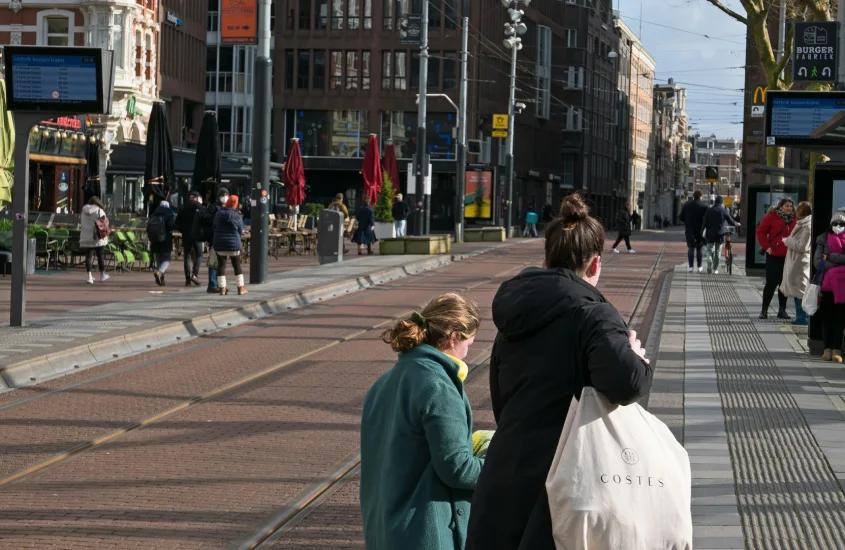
[360,344,484,550]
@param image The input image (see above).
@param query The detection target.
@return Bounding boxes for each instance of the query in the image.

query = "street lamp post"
[502,0,528,237]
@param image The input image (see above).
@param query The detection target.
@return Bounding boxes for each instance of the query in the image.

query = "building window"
[411,52,420,89]
[113,14,124,69]
[314,50,326,89]
[429,0,441,28]
[394,52,407,90]
[562,154,575,188]
[564,107,582,131]
[346,51,359,89]
[535,26,551,120]
[382,51,392,89]
[362,51,371,90]
[331,0,344,29]
[316,0,328,28]
[564,28,577,48]
[44,15,71,46]
[563,66,583,89]
[364,0,372,29]
[428,53,439,90]
[298,51,310,89]
[383,0,393,29]
[330,50,343,88]
[443,52,456,90]
[348,0,359,29]
[444,0,457,29]
[285,49,294,89]
[299,0,312,29]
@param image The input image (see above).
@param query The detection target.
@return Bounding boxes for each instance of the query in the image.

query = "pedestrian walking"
[679,191,708,272]
[193,187,228,293]
[522,206,539,237]
[756,198,797,319]
[611,202,635,253]
[392,193,411,237]
[813,208,845,363]
[212,194,247,295]
[782,201,813,326]
[631,209,641,231]
[147,200,176,287]
[703,196,739,274]
[176,191,203,287]
[329,193,349,220]
[360,293,484,550]
[542,203,554,224]
[79,196,110,284]
[353,196,376,255]
[465,194,652,550]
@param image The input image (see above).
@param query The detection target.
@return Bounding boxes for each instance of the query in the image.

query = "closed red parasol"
[361,134,383,204]
[382,142,401,193]
[284,138,306,207]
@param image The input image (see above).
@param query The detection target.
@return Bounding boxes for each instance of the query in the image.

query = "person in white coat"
[781,201,813,326]
[79,197,110,284]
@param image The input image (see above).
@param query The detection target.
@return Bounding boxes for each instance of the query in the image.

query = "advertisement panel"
[464,170,492,219]
[221,0,257,44]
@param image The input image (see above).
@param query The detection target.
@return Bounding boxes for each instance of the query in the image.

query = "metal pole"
[249,0,272,284]
[777,0,786,80]
[10,114,41,327]
[414,0,429,236]
[455,16,469,243]
[839,0,845,89]
[504,37,517,237]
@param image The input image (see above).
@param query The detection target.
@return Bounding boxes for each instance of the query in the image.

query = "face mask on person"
[833,225,845,235]
[219,195,229,205]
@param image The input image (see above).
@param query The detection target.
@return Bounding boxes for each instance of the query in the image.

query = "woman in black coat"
[212,195,247,295]
[353,196,377,255]
[465,194,653,550]
[610,202,635,254]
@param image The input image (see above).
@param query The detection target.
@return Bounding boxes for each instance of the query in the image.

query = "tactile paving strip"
[701,277,845,549]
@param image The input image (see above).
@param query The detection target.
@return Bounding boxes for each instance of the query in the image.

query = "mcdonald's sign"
[753,86,768,105]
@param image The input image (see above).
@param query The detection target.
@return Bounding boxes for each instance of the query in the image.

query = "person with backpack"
[79,196,110,284]
[193,187,229,293]
[212,194,247,295]
[147,200,176,286]
[176,191,203,287]
[703,196,739,274]
[522,206,539,238]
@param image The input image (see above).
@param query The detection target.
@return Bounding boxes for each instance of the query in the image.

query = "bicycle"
[724,225,737,275]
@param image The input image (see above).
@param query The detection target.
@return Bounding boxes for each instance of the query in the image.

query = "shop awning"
[30,154,87,165]
[106,142,250,179]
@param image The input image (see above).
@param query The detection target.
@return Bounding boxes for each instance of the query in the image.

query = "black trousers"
[216,254,243,277]
[762,254,788,312]
[183,241,203,280]
[612,235,631,250]
[85,247,105,273]
[820,292,845,350]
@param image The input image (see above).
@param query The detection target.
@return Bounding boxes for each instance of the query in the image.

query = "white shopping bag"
[546,387,692,550]
[802,283,821,317]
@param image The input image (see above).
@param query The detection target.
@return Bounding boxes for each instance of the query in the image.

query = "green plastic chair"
[125,231,152,269]
[107,243,126,272]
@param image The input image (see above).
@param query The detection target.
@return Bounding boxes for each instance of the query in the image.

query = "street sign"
[751,105,765,118]
[493,114,509,130]
[793,21,839,83]
[705,166,718,183]
[221,0,257,44]
[492,130,508,138]
[399,14,421,45]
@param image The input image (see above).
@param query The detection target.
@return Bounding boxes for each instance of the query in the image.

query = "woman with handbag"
[79,196,110,285]
[360,294,484,550]
[353,195,377,255]
[813,208,845,363]
[756,198,797,319]
[781,201,813,326]
[465,194,652,550]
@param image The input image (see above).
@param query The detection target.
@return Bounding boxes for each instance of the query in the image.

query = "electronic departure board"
[3,46,105,114]
[765,90,845,146]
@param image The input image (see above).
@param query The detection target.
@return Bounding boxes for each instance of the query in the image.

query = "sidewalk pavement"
[0,240,517,389]
[651,266,845,550]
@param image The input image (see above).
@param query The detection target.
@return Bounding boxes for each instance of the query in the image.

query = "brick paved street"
[0,233,671,548]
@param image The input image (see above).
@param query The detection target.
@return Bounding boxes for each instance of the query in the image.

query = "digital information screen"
[4,47,104,114]
[766,95,845,145]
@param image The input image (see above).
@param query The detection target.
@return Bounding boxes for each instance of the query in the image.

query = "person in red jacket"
[756,198,797,319]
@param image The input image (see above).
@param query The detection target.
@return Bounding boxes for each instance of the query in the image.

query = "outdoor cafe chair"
[34,231,57,271]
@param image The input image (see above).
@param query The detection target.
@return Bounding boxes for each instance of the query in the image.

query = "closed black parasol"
[83,139,101,204]
[143,102,175,214]
[191,111,221,202]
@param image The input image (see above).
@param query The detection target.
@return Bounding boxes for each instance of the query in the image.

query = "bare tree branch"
[704,0,749,23]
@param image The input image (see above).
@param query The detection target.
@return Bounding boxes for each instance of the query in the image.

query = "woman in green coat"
[361,293,485,550]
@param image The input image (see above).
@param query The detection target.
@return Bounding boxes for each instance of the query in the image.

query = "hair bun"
[559,194,589,223]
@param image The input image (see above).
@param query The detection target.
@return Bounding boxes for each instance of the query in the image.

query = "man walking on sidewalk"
[194,187,229,293]
[680,191,708,273]
[611,203,635,254]
[392,193,410,237]
[177,191,203,287]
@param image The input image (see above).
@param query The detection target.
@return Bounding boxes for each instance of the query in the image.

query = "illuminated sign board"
[765,90,845,146]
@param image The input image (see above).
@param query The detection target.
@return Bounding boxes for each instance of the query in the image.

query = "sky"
[617,0,748,139]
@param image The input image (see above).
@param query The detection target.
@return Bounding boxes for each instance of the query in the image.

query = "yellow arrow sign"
[492,130,508,138]
[493,114,509,130]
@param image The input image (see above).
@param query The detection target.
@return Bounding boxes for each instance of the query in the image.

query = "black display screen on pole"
[765,90,845,146]
[3,46,104,114]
